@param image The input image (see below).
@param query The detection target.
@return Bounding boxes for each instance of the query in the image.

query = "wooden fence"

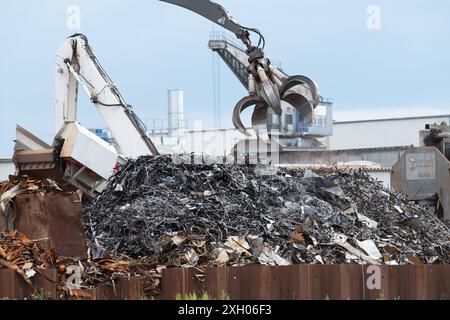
[0,269,142,300]
[162,265,450,300]
[2,265,450,300]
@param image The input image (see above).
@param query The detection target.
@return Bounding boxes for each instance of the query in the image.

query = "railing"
[209,31,243,50]
[144,119,189,135]
[208,32,282,68]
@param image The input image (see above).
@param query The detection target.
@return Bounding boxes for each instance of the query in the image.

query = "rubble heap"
[84,155,450,266]
[1,176,71,194]
[0,231,160,298]
[0,176,71,215]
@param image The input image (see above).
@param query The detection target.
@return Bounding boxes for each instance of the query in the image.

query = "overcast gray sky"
[1,0,450,157]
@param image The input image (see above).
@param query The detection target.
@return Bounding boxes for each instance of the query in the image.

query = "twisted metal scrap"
[84,156,450,266]
[0,231,160,299]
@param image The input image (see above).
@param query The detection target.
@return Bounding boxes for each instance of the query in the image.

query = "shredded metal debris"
[84,155,450,266]
[0,231,160,298]
[0,176,65,216]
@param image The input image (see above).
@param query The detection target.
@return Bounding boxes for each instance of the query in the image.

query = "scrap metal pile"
[0,231,160,298]
[85,155,450,266]
[0,176,66,212]
[0,176,80,219]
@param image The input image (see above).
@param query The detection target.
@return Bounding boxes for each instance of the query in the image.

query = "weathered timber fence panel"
[0,269,58,299]
[162,265,450,300]
[2,265,449,300]
[0,270,142,300]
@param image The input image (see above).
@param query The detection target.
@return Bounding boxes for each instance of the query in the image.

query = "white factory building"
[0,158,15,182]
[151,113,450,155]
[324,114,450,150]
[151,91,450,153]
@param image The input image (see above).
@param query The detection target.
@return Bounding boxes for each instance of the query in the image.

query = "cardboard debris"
[171,235,187,246]
[215,249,230,265]
[258,247,291,266]
[224,236,251,255]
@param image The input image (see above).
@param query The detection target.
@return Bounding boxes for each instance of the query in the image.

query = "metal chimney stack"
[167,89,184,137]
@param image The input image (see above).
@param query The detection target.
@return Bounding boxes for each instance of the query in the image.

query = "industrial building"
[324,114,450,150]
[0,158,15,182]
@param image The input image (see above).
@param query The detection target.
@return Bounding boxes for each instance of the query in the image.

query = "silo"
[167,90,184,137]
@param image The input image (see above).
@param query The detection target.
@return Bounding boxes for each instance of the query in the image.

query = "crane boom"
[55,34,159,157]
[161,0,321,140]
[159,0,252,48]
[14,34,159,196]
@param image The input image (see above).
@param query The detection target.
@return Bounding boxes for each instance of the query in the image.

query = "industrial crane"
[14,1,322,195]
[207,34,330,146]
[161,0,321,140]
[14,34,159,195]
[55,34,159,157]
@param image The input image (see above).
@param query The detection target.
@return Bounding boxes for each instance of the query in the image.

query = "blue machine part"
[90,128,110,142]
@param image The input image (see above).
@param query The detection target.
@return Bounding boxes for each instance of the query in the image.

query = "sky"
[0,0,449,157]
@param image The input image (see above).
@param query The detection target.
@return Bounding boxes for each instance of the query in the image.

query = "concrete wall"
[326,115,450,150]
[0,159,15,182]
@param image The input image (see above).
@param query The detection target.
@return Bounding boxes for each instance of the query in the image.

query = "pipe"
[65,60,94,101]
[270,66,288,81]
[248,75,257,96]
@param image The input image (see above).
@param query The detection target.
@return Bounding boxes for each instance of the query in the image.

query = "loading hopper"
[391,147,450,221]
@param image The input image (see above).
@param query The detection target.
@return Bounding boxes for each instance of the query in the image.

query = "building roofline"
[334,114,450,125]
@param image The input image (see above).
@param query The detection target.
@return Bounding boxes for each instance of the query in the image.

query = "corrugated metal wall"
[0,159,15,182]
[368,170,391,189]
